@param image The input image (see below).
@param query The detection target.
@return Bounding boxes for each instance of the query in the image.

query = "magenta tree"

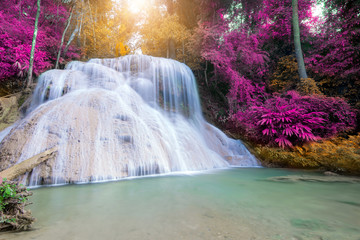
[0,0,80,82]
[306,0,360,106]
[191,0,357,148]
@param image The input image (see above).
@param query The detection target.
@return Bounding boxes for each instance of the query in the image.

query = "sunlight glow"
[312,2,324,18]
[128,0,148,13]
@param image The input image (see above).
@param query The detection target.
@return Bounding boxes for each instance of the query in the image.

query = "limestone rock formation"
[0,56,259,186]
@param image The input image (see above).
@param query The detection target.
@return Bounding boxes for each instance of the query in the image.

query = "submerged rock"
[290,218,331,231]
[324,171,339,176]
[267,175,360,183]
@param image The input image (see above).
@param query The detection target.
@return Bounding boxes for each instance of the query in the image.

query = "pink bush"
[232,91,357,148]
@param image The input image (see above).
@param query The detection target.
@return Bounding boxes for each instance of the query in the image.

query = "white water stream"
[0,55,258,186]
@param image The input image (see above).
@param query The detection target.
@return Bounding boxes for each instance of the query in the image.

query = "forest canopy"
[0,0,359,149]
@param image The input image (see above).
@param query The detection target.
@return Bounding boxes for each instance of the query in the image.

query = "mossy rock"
[255,134,360,175]
[0,90,32,132]
[0,95,20,131]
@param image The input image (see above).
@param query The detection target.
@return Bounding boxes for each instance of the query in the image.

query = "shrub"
[232,91,357,148]
[0,179,34,231]
[296,78,321,95]
[270,55,299,93]
[289,91,357,137]
[255,134,360,174]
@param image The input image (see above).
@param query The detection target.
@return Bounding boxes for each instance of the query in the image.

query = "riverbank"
[197,82,360,176]
[254,135,360,175]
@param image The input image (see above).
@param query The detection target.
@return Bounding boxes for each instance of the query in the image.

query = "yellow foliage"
[115,42,130,57]
[270,55,299,92]
[139,7,191,60]
[296,78,322,95]
[317,75,360,108]
[255,146,320,168]
[73,0,135,59]
[256,134,360,175]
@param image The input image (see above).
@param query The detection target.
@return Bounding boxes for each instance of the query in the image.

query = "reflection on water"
[1,168,360,240]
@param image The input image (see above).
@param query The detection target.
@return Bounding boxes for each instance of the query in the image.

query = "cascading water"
[0,55,259,186]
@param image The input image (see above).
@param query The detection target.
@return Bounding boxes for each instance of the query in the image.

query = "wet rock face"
[0,56,259,186]
[1,91,135,184]
[0,105,54,170]
[0,95,20,131]
[0,88,33,133]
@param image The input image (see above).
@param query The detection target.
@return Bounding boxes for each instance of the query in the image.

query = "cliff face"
[0,89,32,132]
[0,94,21,131]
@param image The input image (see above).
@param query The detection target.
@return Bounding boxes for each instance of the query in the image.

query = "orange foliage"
[270,55,299,92]
[256,134,360,175]
[140,10,190,59]
[271,56,321,95]
[296,78,322,95]
[115,42,130,57]
[72,0,134,59]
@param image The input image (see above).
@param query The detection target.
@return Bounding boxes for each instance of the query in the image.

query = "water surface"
[2,168,360,240]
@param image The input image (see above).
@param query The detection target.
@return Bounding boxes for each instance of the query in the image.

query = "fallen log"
[0,147,58,181]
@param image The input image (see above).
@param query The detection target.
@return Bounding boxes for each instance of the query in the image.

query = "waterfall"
[0,55,259,185]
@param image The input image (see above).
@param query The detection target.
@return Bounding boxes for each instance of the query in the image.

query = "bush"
[296,78,321,95]
[270,55,299,92]
[0,179,34,231]
[232,91,357,148]
[255,134,360,174]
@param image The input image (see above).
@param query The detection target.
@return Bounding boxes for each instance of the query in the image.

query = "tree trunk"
[166,0,175,15]
[88,0,96,46]
[204,60,208,87]
[55,8,73,69]
[63,27,79,57]
[292,0,308,79]
[167,38,176,59]
[182,40,185,63]
[18,0,22,19]
[26,0,41,88]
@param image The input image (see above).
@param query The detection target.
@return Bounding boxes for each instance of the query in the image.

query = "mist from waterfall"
[0,55,259,186]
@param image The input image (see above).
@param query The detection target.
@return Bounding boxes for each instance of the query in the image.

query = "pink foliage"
[233,91,357,147]
[0,0,79,81]
[194,0,357,148]
[192,3,269,110]
[253,0,318,74]
[307,1,360,79]
[257,0,315,43]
